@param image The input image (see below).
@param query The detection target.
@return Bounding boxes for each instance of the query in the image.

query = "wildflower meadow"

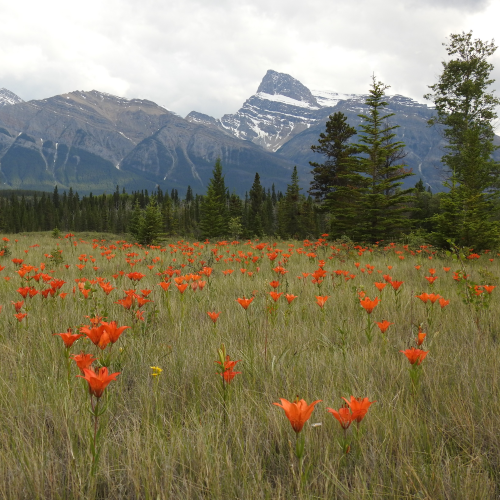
[0,232,499,499]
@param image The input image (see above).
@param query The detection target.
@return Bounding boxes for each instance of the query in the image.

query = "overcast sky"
[0,0,499,121]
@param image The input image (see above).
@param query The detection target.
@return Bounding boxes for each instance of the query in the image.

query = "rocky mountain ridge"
[0,88,23,107]
[1,70,498,195]
[0,88,302,194]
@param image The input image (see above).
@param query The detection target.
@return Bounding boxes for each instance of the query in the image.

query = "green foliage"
[228,216,243,240]
[136,196,164,245]
[425,31,500,250]
[247,173,264,238]
[199,159,229,239]
[277,167,317,239]
[352,76,414,242]
[309,112,358,203]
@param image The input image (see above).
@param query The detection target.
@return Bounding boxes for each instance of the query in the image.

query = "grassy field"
[0,232,499,499]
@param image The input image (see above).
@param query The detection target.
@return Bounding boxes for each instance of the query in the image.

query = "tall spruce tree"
[199,158,229,239]
[278,166,303,238]
[309,112,358,203]
[425,32,500,250]
[247,173,264,237]
[309,113,365,239]
[353,76,414,242]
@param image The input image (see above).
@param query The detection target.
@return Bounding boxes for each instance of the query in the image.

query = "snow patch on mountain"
[311,90,365,107]
[255,92,320,110]
[0,88,24,107]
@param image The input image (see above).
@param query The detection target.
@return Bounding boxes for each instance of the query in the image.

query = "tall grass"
[0,233,499,499]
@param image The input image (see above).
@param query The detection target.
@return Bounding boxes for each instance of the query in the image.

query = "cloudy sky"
[0,0,499,120]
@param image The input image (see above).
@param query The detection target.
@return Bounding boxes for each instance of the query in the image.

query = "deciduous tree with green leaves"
[425,31,500,250]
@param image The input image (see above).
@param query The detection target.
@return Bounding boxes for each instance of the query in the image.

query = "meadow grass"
[0,232,499,499]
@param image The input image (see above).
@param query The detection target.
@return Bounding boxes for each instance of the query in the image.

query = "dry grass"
[0,232,499,499]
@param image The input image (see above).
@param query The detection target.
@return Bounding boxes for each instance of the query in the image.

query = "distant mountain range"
[0,71,498,196]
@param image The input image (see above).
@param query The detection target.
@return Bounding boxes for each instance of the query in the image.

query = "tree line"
[0,32,498,250]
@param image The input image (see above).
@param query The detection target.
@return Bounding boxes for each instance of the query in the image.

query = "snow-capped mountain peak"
[0,88,24,107]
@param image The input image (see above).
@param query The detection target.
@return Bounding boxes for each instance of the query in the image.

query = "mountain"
[186,69,336,152]
[0,88,23,107]
[187,70,500,191]
[1,71,498,196]
[0,89,301,194]
[277,94,450,191]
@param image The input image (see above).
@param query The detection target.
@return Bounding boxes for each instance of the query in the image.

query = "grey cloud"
[0,0,498,120]
[405,0,491,12]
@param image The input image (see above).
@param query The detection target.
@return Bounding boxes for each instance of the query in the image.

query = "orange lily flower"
[215,355,241,383]
[80,324,110,349]
[126,272,145,281]
[100,321,130,343]
[236,297,254,310]
[17,287,30,298]
[285,293,297,304]
[136,296,151,307]
[400,347,429,365]
[416,292,429,303]
[176,283,189,294]
[359,296,379,314]
[11,301,24,312]
[390,280,403,291]
[483,285,495,294]
[269,280,280,289]
[376,320,393,333]
[438,298,449,308]
[14,313,27,322]
[53,328,84,348]
[207,311,221,324]
[425,276,438,284]
[417,328,426,346]
[77,367,120,398]
[273,397,322,433]
[269,291,283,302]
[374,282,386,291]
[158,281,171,291]
[316,295,329,308]
[99,282,115,295]
[70,352,96,373]
[327,403,354,430]
[427,293,441,304]
[341,396,376,423]
[115,295,135,309]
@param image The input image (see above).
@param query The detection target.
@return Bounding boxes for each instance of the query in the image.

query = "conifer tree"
[425,32,500,250]
[278,167,303,238]
[247,173,264,237]
[138,196,164,245]
[309,112,358,203]
[199,158,229,239]
[353,76,414,242]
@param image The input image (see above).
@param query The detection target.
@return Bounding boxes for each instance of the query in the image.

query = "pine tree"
[353,76,414,242]
[199,158,229,239]
[309,112,358,203]
[425,31,500,250]
[278,167,303,238]
[137,196,164,245]
[247,173,264,237]
[129,200,143,241]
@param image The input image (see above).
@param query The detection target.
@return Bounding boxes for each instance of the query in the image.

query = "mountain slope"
[0,88,23,107]
[120,114,307,193]
[0,89,301,194]
[277,94,449,191]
